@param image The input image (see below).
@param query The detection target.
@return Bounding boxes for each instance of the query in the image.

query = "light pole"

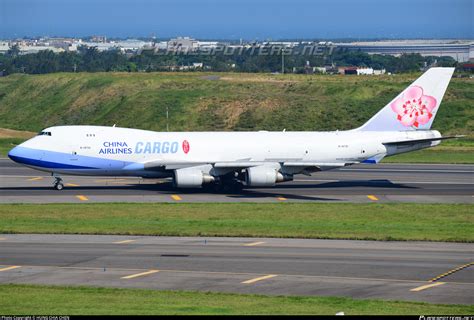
[166,105,169,132]
[281,49,285,74]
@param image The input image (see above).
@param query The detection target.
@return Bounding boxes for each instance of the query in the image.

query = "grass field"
[0,203,472,242]
[0,128,35,157]
[0,284,472,315]
[0,72,472,162]
[0,72,472,135]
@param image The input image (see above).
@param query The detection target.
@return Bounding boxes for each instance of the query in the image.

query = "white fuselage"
[9,125,441,179]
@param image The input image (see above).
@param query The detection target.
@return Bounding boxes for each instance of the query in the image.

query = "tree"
[6,44,20,57]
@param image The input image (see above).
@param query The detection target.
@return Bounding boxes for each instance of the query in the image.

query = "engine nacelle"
[245,166,292,187]
[174,168,215,188]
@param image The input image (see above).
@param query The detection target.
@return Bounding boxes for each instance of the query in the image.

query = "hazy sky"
[1,0,472,39]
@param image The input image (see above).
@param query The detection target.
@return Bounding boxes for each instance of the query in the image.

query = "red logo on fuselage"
[182,140,190,154]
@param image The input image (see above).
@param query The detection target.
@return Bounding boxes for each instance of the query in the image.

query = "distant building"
[19,45,65,54]
[197,41,219,49]
[314,67,327,74]
[338,66,358,75]
[373,69,386,75]
[265,41,299,48]
[335,40,474,62]
[356,67,373,75]
[337,66,385,75]
[81,39,150,52]
[460,63,474,71]
[167,37,199,52]
[0,42,9,54]
[91,35,107,43]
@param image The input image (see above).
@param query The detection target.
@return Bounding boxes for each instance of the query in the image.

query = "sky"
[0,0,472,39]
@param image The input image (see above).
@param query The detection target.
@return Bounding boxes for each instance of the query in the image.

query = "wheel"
[54,182,64,190]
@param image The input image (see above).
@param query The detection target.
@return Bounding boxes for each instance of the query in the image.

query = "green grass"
[0,72,471,161]
[383,149,474,163]
[0,138,26,157]
[0,284,471,315]
[0,203,472,242]
[0,72,472,135]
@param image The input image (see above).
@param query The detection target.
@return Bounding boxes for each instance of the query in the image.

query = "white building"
[80,39,150,52]
[356,67,374,75]
[373,69,386,75]
[0,42,10,54]
[197,41,219,49]
[167,37,199,52]
[20,45,65,54]
[335,40,474,62]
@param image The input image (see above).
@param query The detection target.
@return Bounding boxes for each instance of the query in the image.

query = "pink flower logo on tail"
[391,86,437,127]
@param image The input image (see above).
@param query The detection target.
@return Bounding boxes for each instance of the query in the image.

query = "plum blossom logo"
[391,86,437,127]
[182,140,190,154]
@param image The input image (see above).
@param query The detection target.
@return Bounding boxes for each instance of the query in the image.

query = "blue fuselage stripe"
[8,154,97,169]
[8,146,133,171]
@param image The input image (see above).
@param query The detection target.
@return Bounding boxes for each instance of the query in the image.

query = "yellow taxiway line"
[428,262,473,282]
[242,274,277,284]
[66,183,80,187]
[28,177,43,181]
[0,266,21,272]
[114,240,136,244]
[171,195,182,201]
[121,270,159,280]
[410,282,445,292]
[243,241,266,247]
[76,195,89,201]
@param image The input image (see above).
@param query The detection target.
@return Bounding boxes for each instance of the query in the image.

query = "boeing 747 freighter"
[8,68,457,190]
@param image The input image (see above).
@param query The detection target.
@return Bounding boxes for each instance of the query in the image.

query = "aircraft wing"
[216,161,352,173]
[134,159,353,173]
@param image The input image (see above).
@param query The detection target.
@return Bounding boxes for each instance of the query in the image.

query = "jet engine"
[245,166,292,187]
[174,168,215,188]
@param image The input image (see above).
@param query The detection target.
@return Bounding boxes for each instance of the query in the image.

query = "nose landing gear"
[53,177,64,190]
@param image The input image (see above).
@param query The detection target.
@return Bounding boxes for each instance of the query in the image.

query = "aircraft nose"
[8,145,28,164]
[8,146,21,162]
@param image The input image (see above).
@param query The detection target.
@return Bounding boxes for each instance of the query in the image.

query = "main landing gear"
[53,176,64,190]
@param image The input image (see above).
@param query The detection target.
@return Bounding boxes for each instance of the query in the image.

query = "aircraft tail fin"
[357,67,455,132]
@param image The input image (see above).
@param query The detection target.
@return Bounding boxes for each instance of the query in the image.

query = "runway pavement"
[0,234,472,304]
[1,159,473,203]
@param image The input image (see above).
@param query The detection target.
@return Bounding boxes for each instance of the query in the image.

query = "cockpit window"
[37,131,52,136]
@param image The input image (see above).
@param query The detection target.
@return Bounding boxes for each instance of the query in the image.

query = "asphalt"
[0,234,472,304]
[0,159,473,203]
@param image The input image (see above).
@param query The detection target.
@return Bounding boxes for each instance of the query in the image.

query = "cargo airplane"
[8,68,457,190]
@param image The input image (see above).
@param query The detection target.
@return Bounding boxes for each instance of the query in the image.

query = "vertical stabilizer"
[358,67,454,131]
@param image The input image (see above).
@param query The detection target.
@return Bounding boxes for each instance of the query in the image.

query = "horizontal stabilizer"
[382,135,464,146]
